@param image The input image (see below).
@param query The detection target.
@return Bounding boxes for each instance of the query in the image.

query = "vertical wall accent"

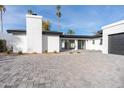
[75,39,78,50]
[26,14,42,53]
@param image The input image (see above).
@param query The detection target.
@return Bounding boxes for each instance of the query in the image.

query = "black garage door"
[108,33,124,55]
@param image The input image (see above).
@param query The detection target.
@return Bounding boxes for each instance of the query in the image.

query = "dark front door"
[108,33,124,55]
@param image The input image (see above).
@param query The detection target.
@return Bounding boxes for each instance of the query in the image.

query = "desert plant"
[44,50,48,53]
[69,52,73,54]
[77,51,80,54]
[33,52,37,54]
[18,51,23,55]
[6,50,11,54]
[54,51,57,53]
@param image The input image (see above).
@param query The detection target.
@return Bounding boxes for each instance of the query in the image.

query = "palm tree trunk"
[58,17,60,31]
[0,11,3,33]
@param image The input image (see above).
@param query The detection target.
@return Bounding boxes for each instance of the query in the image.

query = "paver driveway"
[0,50,124,88]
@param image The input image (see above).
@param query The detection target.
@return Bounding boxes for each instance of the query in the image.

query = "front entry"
[78,40,85,49]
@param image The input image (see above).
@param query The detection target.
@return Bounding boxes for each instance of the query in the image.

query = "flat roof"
[60,34,102,39]
[7,29,63,35]
[43,31,63,35]
[7,29,102,38]
[7,29,26,35]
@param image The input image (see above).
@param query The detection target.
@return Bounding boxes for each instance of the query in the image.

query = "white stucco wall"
[0,32,13,48]
[12,34,27,53]
[26,14,42,53]
[102,20,124,54]
[47,35,60,52]
[42,35,48,52]
[0,32,27,53]
[42,35,60,52]
[86,38,102,51]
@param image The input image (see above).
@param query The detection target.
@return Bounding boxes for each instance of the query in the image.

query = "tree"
[0,5,6,32]
[67,29,75,35]
[42,20,51,31]
[56,5,62,31]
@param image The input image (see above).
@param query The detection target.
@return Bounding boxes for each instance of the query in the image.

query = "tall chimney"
[26,14,42,53]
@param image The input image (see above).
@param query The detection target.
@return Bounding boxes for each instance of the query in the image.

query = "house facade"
[6,14,103,53]
[4,14,124,55]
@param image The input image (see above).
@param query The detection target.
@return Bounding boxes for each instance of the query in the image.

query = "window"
[92,40,95,44]
[100,39,102,45]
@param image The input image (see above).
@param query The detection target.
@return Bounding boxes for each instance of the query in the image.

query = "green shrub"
[77,52,80,54]
[7,50,11,54]
[18,51,23,55]
[33,52,37,54]
[54,51,57,53]
[0,40,6,52]
[6,47,13,54]
[69,52,73,54]
[44,50,47,53]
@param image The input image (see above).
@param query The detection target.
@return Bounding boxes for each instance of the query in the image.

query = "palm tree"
[56,5,62,31]
[0,5,6,33]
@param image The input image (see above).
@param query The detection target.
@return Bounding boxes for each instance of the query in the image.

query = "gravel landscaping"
[0,50,124,88]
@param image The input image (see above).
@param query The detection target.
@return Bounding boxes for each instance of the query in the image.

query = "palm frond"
[56,5,61,11]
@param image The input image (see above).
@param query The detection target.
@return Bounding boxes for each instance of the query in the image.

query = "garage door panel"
[109,33,124,55]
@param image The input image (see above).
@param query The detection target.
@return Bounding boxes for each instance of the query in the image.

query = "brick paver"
[0,51,124,88]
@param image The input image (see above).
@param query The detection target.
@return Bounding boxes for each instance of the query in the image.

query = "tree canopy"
[67,29,75,35]
[42,20,51,31]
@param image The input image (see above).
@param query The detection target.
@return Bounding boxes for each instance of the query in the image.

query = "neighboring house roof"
[7,29,63,35]
[95,30,102,35]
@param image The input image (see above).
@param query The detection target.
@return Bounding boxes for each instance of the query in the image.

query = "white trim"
[102,20,124,29]
[26,14,42,19]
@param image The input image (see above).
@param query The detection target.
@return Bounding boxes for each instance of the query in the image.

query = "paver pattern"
[0,50,124,88]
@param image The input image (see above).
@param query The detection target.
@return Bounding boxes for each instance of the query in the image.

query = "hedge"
[0,40,7,52]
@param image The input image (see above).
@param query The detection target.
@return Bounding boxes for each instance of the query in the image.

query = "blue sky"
[3,5,124,35]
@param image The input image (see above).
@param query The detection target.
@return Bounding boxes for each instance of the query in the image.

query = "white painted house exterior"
[5,14,103,53]
[26,14,42,53]
[42,32,61,52]
[4,13,124,55]
[102,20,124,55]
[86,38,102,51]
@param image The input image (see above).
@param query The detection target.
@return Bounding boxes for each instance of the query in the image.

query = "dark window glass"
[92,40,95,44]
[100,39,102,45]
